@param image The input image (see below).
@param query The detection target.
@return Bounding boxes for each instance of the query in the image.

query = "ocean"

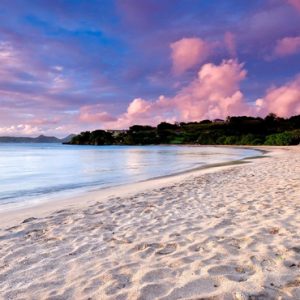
[0,144,260,210]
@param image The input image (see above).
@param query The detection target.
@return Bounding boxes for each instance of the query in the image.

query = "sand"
[0,146,299,300]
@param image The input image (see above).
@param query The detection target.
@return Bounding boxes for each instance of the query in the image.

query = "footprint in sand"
[138,282,172,300]
[159,278,219,300]
[207,264,255,282]
[82,278,103,295]
[141,268,176,283]
[105,274,132,296]
[155,243,177,255]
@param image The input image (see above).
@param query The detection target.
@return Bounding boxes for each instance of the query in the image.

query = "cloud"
[1,1,300,136]
[127,98,151,115]
[0,41,24,81]
[273,36,300,57]
[255,75,300,117]
[287,0,300,12]
[239,4,300,58]
[170,38,211,75]
[115,96,177,128]
[0,124,40,136]
[30,118,61,126]
[0,41,73,102]
[172,59,251,120]
[83,60,254,129]
[79,105,117,123]
[52,65,64,72]
[224,32,237,57]
[98,60,300,128]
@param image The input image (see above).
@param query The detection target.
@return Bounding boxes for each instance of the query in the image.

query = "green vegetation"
[67,114,300,146]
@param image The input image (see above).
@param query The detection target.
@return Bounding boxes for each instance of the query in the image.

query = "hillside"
[0,134,75,144]
[68,114,300,146]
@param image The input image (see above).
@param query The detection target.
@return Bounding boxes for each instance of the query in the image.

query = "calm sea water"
[0,144,260,210]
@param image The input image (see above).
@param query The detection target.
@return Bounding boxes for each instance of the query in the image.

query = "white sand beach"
[0,146,299,300]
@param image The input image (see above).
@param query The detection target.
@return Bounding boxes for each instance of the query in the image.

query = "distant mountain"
[0,134,76,143]
[61,134,76,143]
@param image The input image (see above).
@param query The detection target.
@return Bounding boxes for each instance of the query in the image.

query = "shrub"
[265,130,300,145]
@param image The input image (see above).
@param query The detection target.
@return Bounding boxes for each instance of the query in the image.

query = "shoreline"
[1,145,299,299]
[0,146,264,229]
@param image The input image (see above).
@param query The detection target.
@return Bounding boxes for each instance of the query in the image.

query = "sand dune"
[0,146,300,299]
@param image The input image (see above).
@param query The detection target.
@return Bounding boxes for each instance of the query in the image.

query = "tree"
[68,114,300,146]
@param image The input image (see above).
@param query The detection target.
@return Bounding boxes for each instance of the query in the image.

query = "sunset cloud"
[0,1,299,136]
[0,124,40,136]
[224,32,237,57]
[170,38,211,75]
[80,59,300,129]
[92,60,251,128]
[111,96,176,128]
[0,41,25,81]
[79,105,117,123]
[173,59,249,120]
[255,75,300,117]
[287,0,300,12]
[274,36,300,57]
[127,98,151,115]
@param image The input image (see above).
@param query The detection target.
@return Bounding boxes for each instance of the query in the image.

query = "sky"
[0,0,300,137]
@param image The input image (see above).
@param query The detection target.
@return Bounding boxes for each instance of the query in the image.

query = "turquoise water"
[0,144,260,210]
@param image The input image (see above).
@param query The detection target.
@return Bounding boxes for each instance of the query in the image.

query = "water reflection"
[0,144,259,209]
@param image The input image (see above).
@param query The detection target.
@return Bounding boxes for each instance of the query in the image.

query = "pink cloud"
[0,41,50,83]
[76,60,300,130]
[0,40,74,109]
[117,60,300,126]
[110,97,176,128]
[0,41,24,81]
[287,0,300,12]
[170,38,211,75]
[79,105,117,123]
[0,105,78,137]
[255,75,300,117]
[274,36,300,57]
[30,118,60,126]
[224,32,237,57]
[91,60,253,129]
[0,124,40,136]
[127,98,151,115]
[172,59,251,121]
[0,122,84,138]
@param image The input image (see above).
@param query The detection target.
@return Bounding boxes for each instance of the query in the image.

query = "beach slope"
[0,146,299,299]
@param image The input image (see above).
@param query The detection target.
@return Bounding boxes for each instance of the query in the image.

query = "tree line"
[67,114,300,146]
